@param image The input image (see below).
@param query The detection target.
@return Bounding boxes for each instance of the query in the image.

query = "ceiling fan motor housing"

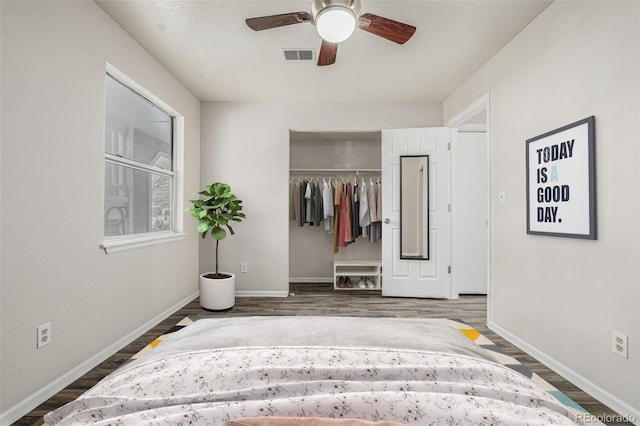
[310,0,361,23]
[311,0,361,43]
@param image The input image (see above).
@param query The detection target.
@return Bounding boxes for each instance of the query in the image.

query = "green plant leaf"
[213,217,228,225]
[211,227,226,240]
[197,222,210,234]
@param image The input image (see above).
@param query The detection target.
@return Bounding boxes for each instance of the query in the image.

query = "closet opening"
[289,130,383,292]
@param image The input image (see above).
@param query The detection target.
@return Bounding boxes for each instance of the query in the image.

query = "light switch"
[498,190,506,204]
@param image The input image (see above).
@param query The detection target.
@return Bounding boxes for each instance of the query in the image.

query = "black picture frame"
[526,116,596,239]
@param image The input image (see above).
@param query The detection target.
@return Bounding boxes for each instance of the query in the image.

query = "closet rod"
[290,168,381,176]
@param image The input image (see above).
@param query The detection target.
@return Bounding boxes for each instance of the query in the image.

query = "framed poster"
[526,116,596,239]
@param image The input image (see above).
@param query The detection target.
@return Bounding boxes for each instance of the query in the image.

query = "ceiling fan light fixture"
[315,6,356,43]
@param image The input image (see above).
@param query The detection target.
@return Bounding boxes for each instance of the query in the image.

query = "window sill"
[101,232,186,254]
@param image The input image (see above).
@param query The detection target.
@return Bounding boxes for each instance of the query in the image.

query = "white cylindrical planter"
[199,272,235,310]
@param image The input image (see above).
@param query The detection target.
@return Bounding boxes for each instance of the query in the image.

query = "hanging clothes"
[376,181,383,240]
[351,180,360,238]
[289,179,296,221]
[337,183,348,247]
[298,180,306,227]
[305,181,313,224]
[290,173,381,253]
[368,180,378,243]
[344,182,354,244]
[322,180,334,234]
[313,180,323,226]
[359,180,370,238]
[368,180,377,223]
[333,179,340,253]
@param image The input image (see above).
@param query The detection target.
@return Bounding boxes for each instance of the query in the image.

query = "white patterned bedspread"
[44,318,583,425]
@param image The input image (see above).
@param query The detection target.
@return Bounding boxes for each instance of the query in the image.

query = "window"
[102,69,183,253]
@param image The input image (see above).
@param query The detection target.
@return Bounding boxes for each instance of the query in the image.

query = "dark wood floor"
[14,283,631,425]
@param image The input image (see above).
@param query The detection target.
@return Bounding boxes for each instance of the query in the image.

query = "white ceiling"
[96,0,552,103]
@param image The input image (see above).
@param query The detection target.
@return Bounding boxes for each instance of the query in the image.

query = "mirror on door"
[400,155,429,259]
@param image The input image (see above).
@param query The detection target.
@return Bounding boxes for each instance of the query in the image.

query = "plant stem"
[215,239,219,274]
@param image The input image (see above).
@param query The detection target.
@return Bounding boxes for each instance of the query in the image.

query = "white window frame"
[101,63,185,254]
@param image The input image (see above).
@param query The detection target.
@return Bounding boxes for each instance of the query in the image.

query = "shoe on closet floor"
[366,278,376,289]
[358,277,367,289]
[345,277,353,288]
[337,277,345,288]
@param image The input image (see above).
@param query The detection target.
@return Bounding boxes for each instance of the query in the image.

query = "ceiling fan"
[246,0,416,66]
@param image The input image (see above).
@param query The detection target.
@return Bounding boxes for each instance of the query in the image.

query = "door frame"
[445,94,492,312]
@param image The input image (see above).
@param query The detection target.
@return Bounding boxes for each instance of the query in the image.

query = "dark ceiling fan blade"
[246,12,312,31]
[317,40,338,66]
[358,13,416,44]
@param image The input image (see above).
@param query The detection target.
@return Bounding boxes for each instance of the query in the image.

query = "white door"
[381,127,452,298]
[452,131,488,294]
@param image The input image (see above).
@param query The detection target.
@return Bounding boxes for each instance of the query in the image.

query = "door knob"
[384,218,390,224]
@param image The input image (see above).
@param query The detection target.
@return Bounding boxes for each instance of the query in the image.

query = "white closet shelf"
[334,259,382,291]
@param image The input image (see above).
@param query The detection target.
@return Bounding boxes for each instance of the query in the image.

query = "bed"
[44,316,589,425]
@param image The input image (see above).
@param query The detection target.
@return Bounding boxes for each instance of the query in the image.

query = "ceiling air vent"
[283,49,315,61]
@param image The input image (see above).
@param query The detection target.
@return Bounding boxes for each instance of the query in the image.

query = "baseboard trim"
[289,277,333,283]
[489,320,639,425]
[235,290,289,298]
[0,290,199,426]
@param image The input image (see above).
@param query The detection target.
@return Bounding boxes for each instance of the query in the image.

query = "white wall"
[200,102,442,294]
[0,1,201,423]
[444,1,639,417]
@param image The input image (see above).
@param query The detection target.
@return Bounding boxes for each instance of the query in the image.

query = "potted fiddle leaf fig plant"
[188,182,245,310]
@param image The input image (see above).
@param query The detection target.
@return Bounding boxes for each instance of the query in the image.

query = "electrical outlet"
[241,262,248,273]
[37,322,52,349]
[612,331,628,358]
